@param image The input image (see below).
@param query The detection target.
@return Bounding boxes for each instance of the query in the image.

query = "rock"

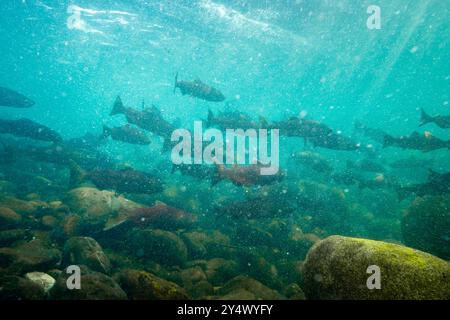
[0,207,22,227]
[283,283,306,300]
[204,258,239,286]
[217,275,284,300]
[0,239,61,274]
[402,195,450,260]
[50,266,127,300]
[0,229,32,247]
[41,215,58,229]
[182,230,233,259]
[236,250,282,290]
[0,196,47,215]
[116,269,189,300]
[0,275,46,300]
[302,235,450,300]
[64,187,142,219]
[178,267,213,298]
[130,229,188,266]
[62,237,111,274]
[24,272,56,293]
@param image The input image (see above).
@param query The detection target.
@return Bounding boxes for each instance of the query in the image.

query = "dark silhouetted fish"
[383,131,450,152]
[216,196,294,219]
[104,201,197,231]
[420,108,450,129]
[110,96,175,145]
[262,116,333,139]
[346,159,385,173]
[212,163,284,187]
[102,124,151,145]
[389,156,433,169]
[0,118,62,143]
[69,160,163,195]
[309,132,360,151]
[171,163,216,180]
[396,169,450,199]
[294,151,333,174]
[0,87,35,108]
[354,120,388,144]
[174,73,225,102]
[206,109,259,130]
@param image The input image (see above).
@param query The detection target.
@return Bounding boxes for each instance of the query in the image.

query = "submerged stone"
[302,235,450,300]
[62,236,111,274]
[116,269,189,300]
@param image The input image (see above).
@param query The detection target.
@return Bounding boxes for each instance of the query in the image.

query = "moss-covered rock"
[50,266,127,300]
[62,237,111,274]
[129,229,188,266]
[0,239,61,274]
[115,269,189,300]
[402,195,450,260]
[302,235,450,300]
[0,275,46,300]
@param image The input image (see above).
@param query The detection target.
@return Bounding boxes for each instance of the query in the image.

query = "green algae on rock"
[302,235,450,300]
[116,269,189,300]
[62,236,111,274]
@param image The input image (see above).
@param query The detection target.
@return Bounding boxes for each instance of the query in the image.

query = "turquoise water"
[0,0,449,300]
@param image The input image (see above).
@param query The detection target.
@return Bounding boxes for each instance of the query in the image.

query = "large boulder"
[50,266,127,300]
[115,269,189,300]
[302,235,450,300]
[129,229,188,266]
[402,195,450,260]
[62,237,111,274]
[0,239,61,274]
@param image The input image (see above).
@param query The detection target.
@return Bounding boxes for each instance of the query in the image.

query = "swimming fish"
[0,87,35,108]
[174,73,225,102]
[420,108,450,129]
[0,118,62,143]
[102,124,151,145]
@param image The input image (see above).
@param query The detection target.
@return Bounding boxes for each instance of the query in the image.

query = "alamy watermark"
[170,121,280,175]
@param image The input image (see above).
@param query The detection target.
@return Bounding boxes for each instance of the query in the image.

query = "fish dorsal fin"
[155,200,167,206]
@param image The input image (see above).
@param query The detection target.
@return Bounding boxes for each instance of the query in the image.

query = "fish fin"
[102,125,111,139]
[419,108,433,126]
[103,215,131,232]
[174,72,178,94]
[110,96,124,116]
[68,159,86,187]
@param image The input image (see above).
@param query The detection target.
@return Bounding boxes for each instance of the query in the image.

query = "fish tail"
[173,72,178,94]
[419,108,433,126]
[110,96,125,116]
[68,159,86,187]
